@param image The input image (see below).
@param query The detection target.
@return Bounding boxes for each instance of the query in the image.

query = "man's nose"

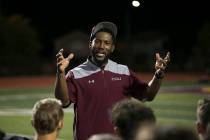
[98,42,105,48]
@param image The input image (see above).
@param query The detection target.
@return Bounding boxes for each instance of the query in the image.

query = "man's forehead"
[95,32,113,40]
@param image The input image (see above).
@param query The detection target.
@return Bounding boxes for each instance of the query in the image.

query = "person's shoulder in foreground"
[196,96,210,140]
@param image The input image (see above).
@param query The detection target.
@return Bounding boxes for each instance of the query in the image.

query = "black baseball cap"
[90,21,117,41]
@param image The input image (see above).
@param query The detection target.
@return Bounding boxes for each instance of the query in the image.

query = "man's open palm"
[56,49,74,73]
[155,52,170,71]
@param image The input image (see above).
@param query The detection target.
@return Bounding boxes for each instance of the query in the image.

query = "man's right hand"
[56,49,74,73]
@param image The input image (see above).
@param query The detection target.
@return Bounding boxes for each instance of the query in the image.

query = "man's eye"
[105,42,111,45]
[95,40,100,43]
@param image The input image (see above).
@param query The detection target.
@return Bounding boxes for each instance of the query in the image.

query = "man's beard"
[91,49,110,67]
[93,55,108,65]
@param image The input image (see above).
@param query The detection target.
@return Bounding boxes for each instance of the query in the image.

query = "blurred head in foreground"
[196,97,210,140]
[110,99,156,140]
[31,98,64,140]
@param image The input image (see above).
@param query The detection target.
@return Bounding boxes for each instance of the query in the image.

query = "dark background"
[0,0,210,75]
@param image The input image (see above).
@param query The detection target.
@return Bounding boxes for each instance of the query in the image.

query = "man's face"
[90,31,114,64]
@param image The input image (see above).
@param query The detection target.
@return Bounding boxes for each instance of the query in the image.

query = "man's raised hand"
[155,52,170,71]
[56,49,74,73]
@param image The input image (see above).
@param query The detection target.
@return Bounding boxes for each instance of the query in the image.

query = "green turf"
[0,113,74,140]
[146,93,204,129]
[0,84,207,140]
[0,87,53,95]
[0,87,54,108]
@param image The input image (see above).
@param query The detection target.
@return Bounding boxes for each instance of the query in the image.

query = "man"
[110,99,156,140]
[196,97,210,140]
[54,21,170,140]
[31,98,64,140]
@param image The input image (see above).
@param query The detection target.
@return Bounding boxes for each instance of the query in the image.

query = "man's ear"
[89,41,92,48]
[111,45,115,53]
[58,120,64,130]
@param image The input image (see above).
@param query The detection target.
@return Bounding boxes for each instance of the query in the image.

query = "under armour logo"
[88,80,95,84]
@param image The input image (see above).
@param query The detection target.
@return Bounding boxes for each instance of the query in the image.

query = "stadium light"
[132,0,140,7]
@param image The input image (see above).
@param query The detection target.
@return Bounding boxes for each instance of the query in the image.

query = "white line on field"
[0,108,74,116]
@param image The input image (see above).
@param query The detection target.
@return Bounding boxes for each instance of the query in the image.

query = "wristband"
[155,71,164,79]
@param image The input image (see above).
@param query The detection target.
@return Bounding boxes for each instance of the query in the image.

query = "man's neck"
[35,131,58,140]
[199,134,206,140]
[90,57,108,68]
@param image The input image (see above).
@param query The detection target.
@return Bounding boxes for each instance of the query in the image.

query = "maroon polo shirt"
[65,59,148,140]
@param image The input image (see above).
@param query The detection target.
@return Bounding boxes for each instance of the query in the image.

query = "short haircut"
[31,98,64,135]
[110,99,156,140]
[197,96,210,130]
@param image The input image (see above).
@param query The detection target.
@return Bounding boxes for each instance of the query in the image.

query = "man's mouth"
[96,52,105,57]
[95,51,106,57]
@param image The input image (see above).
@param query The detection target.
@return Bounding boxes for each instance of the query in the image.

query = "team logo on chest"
[111,77,121,81]
[88,79,95,84]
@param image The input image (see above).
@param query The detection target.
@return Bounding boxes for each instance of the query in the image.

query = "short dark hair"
[110,99,156,140]
[90,21,117,43]
[31,98,64,135]
[197,97,210,130]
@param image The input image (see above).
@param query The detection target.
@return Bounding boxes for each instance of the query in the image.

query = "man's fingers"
[56,48,74,64]
[66,53,74,61]
[155,52,170,71]
[155,65,165,71]
[59,48,64,53]
[57,55,64,62]
[164,52,170,63]
[56,49,64,58]
[57,48,64,56]
[56,52,62,57]
[164,52,170,61]
[156,53,161,60]
[155,59,167,70]
[156,65,166,71]
[57,60,64,66]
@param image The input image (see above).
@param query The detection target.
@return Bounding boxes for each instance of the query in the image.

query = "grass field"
[0,82,209,140]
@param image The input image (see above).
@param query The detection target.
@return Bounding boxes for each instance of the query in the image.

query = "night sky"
[0,0,209,57]
[1,0,209,36]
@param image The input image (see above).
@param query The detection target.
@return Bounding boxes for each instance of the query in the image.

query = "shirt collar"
[87,56,112,70]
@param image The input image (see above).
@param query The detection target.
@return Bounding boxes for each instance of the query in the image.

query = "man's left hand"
[154,52,170,79]
[155,52,170,71]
